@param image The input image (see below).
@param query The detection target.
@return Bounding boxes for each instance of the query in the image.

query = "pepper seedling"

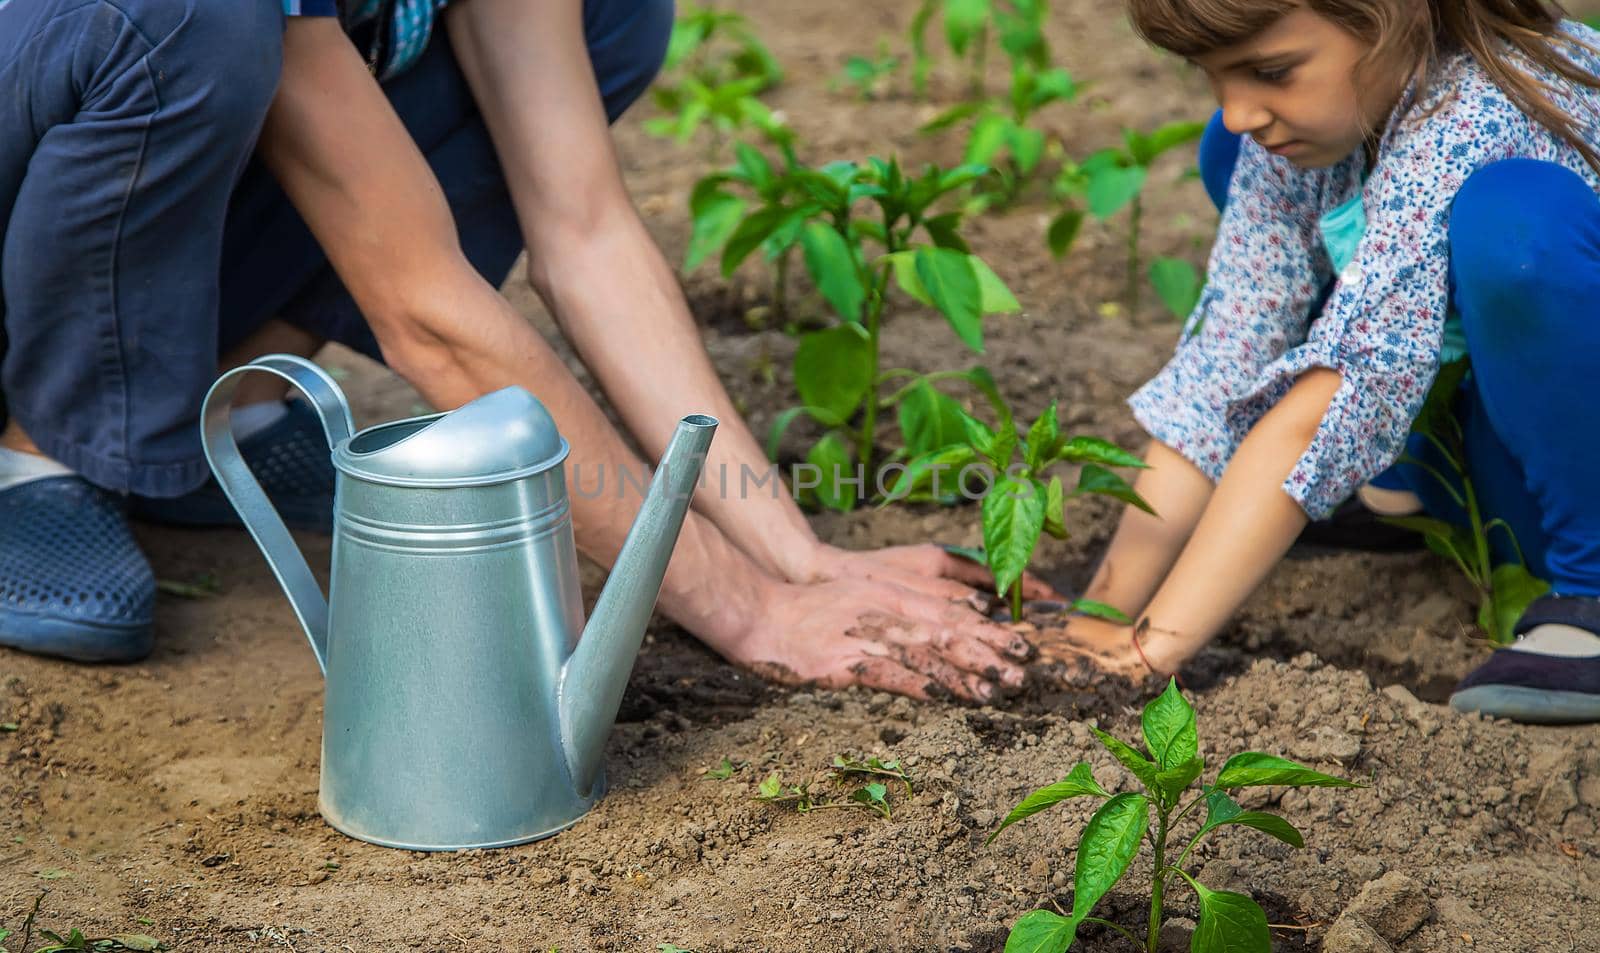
[689,152,1021,509]
[992,679,1362,953]
[909,0,1052,98]
[892,377,1152,621]
[1048,120,1206,312]
[646,4,784,153]
[1381,358,1549,644]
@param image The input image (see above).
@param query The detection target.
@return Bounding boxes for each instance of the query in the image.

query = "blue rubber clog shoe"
[1449,594,1600,724]
[130,400,336,533]
[0,477,155,662]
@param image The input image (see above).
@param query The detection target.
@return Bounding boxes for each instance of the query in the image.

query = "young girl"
[1042,0,1600,724]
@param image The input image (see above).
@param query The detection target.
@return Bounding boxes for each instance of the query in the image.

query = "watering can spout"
[559,414,718,796]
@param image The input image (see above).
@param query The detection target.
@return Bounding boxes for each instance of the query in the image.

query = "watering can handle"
[200,355,355,676]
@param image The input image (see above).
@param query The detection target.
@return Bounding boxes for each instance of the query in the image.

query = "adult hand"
[793,543,1061,608]
[722,577,1033,702]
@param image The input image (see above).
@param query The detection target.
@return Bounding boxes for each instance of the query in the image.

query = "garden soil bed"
[3,1,1597,949]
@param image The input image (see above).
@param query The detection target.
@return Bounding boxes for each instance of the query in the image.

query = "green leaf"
[921,100,988,135]
[1214,753,1361,790]
[915,247,985,352]
[965,113,1013,167]
[1483,562,1551,646]
[766,406,824,459]
[988,763,1110,843]
[1024,403,1059,473]
[799,222,866,322]
[888,251,937,308]
[1042,474,1068,539]
[793,325,874,426]
[732,141,774,189]
[721,205,793,277]
[1413,357,1470,441]
[1076,464,1156,515]
[982,476,1047,601]
[1085,165,1146,219]
[963,366,1012,427]
[807,434,858,512]
[1129,120,1207,165]
[758,771,782,798]
[1009,125,1047,175]
[1190,883,1271,953]
[1071,793,1150,923]
[1149,257,1202,320]
[1047,209,1085,259]
[1153,755,1205,805]
[885,444,981,502]
[944,0,990,56]
[898,379,971,459]
[1055,437,1149,470]
[923,212,972,253]
[109,938,162,952]
[970,256,1021,314]
[685,191,746,272]
[0,722,17,732]
[1069,599,1131,624]
[1142,678,1198,771]
[1199,791,1306,848]
[1003,910,1077,953]
[1090,728,1160,792]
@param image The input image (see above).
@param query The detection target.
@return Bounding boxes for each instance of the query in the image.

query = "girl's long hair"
[1126,1,1600,172]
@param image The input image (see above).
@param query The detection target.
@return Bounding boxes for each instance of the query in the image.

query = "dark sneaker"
[1449,595,1600,724]
[0,477,155,662]
[1294,495,1426,553]
[130,401,335,533]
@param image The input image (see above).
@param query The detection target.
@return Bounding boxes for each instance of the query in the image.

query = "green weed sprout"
[835,41,902,100]
[992,680,1361,953]
[1382,358,1549,644]
[688,152,1022,508]
[910,0,1052,97]
[1049,121,1205,312]
[891,381,1150,621]
[2,897,163,953]
[646,5,784,153]
[754,756,904,820]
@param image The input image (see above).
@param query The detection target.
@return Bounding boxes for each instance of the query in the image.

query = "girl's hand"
[1033,615,1151,680]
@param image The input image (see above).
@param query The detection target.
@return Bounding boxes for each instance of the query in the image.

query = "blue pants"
[0,0,672,497]
[1198,111,1600,597]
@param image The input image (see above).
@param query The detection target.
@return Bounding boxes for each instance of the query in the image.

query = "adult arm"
[440,0,1041,599]
[256,18,1027,699]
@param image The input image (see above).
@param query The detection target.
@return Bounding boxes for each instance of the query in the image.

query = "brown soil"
[4,2,1599,951]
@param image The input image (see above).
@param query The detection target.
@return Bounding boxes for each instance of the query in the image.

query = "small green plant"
[920,62,1080,210]
[1,897,163,953]
[910,0,1052,97]
[1381,359,1549,645]
[1147,257,1203,323]
[991,680,1361,953]
[701,757,741,780]
[1049,121,1206,311]
[835,42,902,100]
[893,384,1151,621]
[689,153,1021,508]
[646,5,784,152]
[754,754,911,820]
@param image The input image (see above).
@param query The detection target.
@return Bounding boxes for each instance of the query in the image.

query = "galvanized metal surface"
[201,354,716,851]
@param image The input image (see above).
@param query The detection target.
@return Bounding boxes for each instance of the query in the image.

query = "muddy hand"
[1033,614,1148,680]
[727,577,1031,702]
[799,542,1059,609]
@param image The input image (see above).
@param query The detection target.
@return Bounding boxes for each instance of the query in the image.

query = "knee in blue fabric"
[1449,159,1599,347]
[1198,109,1242,214]
[585,0,675,122]
[134,0,284,134]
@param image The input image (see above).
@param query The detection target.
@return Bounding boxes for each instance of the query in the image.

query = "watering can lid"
[334,386,568,487]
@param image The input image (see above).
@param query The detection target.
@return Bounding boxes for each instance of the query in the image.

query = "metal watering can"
[200,354,717,851]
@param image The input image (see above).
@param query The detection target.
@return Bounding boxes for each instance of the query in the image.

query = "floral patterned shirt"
[1128,24,1600,519]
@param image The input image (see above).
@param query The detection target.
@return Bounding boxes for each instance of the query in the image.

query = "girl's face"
[1191,7,1404,168]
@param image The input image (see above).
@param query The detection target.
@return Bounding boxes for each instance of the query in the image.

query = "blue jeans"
[0,0,672,497]
[1198,111,1600,597]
